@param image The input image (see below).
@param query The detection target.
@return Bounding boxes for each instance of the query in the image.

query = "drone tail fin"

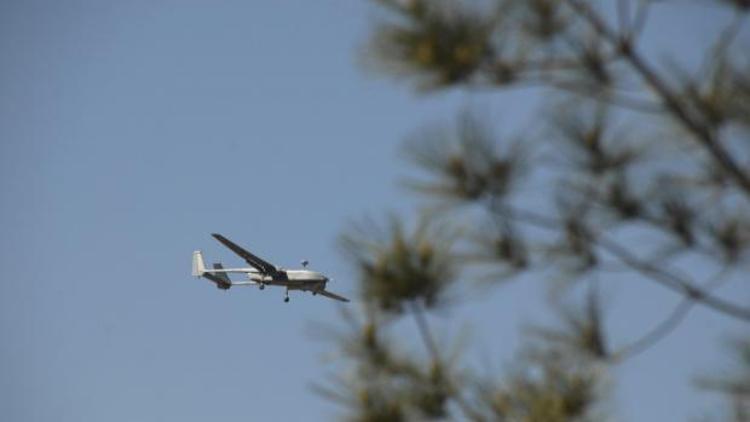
[192,250,207,277]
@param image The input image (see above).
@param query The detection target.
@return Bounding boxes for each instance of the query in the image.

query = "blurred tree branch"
[321,0,750,420]
[563,0,750,195]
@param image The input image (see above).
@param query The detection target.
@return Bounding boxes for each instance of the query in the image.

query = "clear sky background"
[1,1,747,421]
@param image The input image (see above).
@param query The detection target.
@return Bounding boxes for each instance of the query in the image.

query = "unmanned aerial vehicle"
[192,233,350,303]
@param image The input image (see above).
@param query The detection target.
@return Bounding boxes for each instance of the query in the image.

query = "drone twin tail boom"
[192,233,350,303]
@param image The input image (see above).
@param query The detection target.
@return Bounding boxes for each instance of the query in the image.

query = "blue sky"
[1,1,747,421]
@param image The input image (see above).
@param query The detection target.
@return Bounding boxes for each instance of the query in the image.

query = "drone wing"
[212,233,278,275]
[317,290,350,303]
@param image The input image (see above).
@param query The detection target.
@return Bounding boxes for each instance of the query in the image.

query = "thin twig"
[493,203,750,322]
[713,11,745,61]
[612,266,731,362]
[544,79,664,113]
[596,236,750,322]
[410,300,441,361]
[409,300,486,422]
[617,0,631,36]
[474,75,664,114]
[630,0,650,40]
